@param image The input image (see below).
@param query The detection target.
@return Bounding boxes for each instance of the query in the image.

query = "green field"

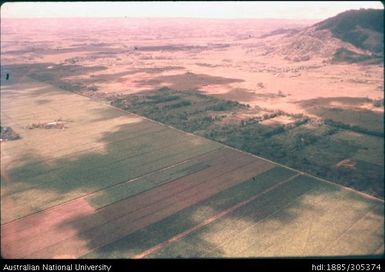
[1,76,383,258]
[147,176,382,257]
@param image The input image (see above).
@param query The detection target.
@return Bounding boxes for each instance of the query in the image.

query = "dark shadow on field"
[134,45,208,52]
[1,84,54,102]
[1,63,187,95]
[213,88,257,102]
[2,93,224,223]
[0,64,40,87]
[70,172,383,258]
[297,96,374,108]
[4,120,160,197]
[1,63,107,81]
[91,66,185,83]
[3,43,117,56]
[88,107,130,123]
[1,63,107,94]
[35,99,52,105]
[134,72,244,90]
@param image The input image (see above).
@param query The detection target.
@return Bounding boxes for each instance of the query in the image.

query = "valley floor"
[1,78,383,258]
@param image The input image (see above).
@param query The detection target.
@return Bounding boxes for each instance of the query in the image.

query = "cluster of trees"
[163,100,192,109]
[147,95,179,103]
[324,119,384,137]
[332,48,373,64]
[205,100,241,111]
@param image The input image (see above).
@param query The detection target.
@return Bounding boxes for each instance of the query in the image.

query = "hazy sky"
[1,1,383,20]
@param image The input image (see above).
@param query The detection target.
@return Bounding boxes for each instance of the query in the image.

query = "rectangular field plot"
[1,77,383,258]
[145,175,383,258]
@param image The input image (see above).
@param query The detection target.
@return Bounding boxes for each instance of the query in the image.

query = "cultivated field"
[1,77,383,258]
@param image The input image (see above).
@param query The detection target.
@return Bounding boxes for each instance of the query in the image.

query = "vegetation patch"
[110,87,246,133]
[0,126,21,141]
[332,48,382,64]
[310,106,384,136]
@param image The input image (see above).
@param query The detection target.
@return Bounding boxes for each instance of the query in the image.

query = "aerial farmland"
[0,2,383,259]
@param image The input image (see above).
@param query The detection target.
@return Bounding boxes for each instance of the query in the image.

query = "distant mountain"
[263,9,384,63]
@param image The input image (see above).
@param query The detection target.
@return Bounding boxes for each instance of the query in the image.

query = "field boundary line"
[207,176,322,257]
[91,148,233,212]
[236,185,384,257]
[4,128,206,198]
[133,173,301,259]
[92,157,263,229]
[232,182,367,257]
[301,173,384,203]
[25,157,267,258]
[1,147,222,226]
[222,146,384,203]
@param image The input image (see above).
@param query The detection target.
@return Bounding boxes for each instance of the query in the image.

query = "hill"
[264,9,384,63]
[314,9,383,54]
